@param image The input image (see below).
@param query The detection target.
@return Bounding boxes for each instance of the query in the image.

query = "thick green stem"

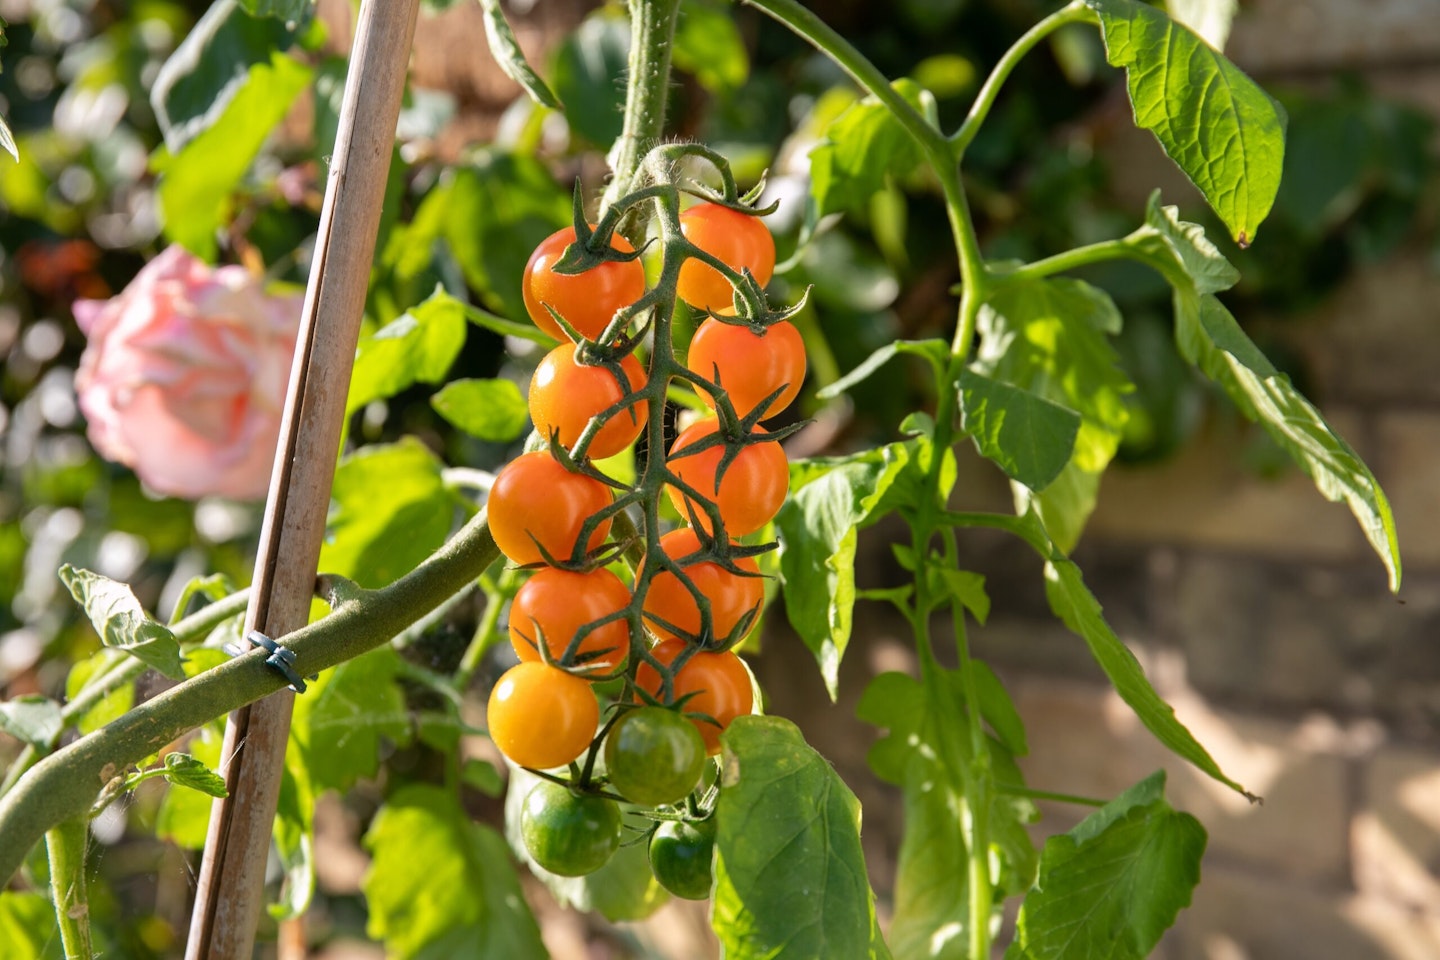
[0,512,499,886]
[950,1,1091,156]
[0,589,252,800]
[45,818,92,960]
[601,0,683,218]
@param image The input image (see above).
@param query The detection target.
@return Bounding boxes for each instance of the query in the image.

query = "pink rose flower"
[73,246,303,500]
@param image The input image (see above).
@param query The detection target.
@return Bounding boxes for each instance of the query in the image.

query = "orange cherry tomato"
[488,452,613,566]
[509,567,632,674]
[642,528,763,644]
[675,203,776,313]
[487,661,599,769]
[635,638,754,754]
[686,318,806,419]
[529,342,649,460]
[523,226,646,342]
[666,418,788,536]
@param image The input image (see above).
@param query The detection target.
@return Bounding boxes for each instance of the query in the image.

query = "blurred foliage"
[0,0,1432,955]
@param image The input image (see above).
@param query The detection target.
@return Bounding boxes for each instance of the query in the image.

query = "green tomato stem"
[45,817,93,960]
[601,0,683,225]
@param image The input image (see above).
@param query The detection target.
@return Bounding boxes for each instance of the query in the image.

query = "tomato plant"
[636,639,755,755]
[642,529,764,644]
[486,662,599,770]
[528,341,649,459]
[486,451,614,566]
[520,779,623,877]
[686,317,806,419]
[603,706,706,806]
[522,225,646,342]
[676,202,777,313]
[666,418,789,535]
[0,0,1408,958]
[508,567,632,673]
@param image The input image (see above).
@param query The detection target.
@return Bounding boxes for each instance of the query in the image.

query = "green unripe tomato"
[648,817,716,900]
[604,706,707,806]
[520,779,622,877]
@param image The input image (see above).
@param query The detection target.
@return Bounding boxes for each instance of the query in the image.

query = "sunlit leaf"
[1085,0,1285,244]
[431,378,529,442]
[1008,772,1205,960]
[0,696,62,749]
[478,0,561,109]
[58,565,185,679]
[713,717,890,959]
[957,370,1079,492]
[348,288,468,416]
[162,752,228,798]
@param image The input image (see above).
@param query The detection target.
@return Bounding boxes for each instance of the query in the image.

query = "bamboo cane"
[185,1,421,955]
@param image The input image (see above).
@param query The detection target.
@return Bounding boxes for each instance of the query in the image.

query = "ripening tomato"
[521,779,623,877]
[487,452,613,566]
[509,567,632,674]
[642,528,763,644]
[635,638,753,754]
[523,226,646,342]
[675,203,776,312]
[686,318,805,419]
[648,817,716,900]
[666,419,788,536]
[603,706,707,806]
[487,661,599,769]
[529,342,649,459]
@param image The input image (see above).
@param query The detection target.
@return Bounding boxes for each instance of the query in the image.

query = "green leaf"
[776,443,916,699]
[0,892,62,960]
[365,784,546,960]
[1181,293,1401,591]
[238,0,313,23]
[1124,197,1401,590]
[550,10,630,148]
[673,0,749,94]
[461,759,503,797]
[162,752,229,798]
[348,288,468,416]
[478,0,561,109]
[713,716,889,960]
[1007,772,1206,960]
[810,78,936,218]
[320,438,454,589]
[154,50,313,260]
[157,729,224,849]
[0,696,62,749]
[65,652,136,735]
[975,278,1133,551]
[973,661,1027,757]
[957,370,1080,492]
[0,115,16,162]
[291,647,411,793]
[1166,0,1237,50]
[937,568,989,626]
[150,0,298,153]
[1044,555,1250,797]
[857,671,1036,958]
[58,565,186,680]
[817,339,948,400]
[431,378,529,442]
[1085,0,1285,244]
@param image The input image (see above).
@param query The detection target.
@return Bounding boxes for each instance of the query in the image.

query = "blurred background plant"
[0,0,1434,956]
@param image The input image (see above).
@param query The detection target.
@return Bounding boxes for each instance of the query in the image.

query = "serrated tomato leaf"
[1085,0,1285,245]
[291,647,411,794]
[957,370,1079,492]
[1007,771,1206,960]
[162,752,228,798]
[478,0,562,109]
[714,717,890,960]
[776,443,916,699]
[58,565,186,679]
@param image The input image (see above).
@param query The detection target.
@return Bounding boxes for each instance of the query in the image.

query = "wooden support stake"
[185,1,420,956]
